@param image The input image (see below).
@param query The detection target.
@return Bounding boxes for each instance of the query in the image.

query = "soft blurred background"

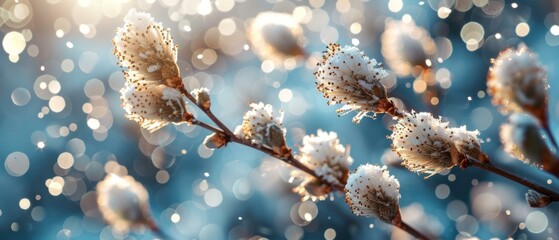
[1,0,559,239]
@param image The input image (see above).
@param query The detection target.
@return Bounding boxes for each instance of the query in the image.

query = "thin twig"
[392,214,430,240]
[191,119,226,136]
[229,136,346,192]
[178,86,235,137]
[189,119,346,192]
[391,106,559,201]
[147,219,171,240]
[189,118,427,238]
[178,83,344,191]
[466,156,559,201]
[178,85,425,239]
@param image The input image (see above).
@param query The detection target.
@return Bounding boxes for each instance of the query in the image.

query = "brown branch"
[392,213,430,240]
[178,85,426,239]
[231,136,346,191]
[465,156,559,201]
[189,119,345,192]
[177,83,235,137]
[147,218,171,239]
[191,119,226,136]
[389,104,559,201]
[176,83,345,192]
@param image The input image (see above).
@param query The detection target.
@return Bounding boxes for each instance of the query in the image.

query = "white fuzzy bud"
[120,84,190,132]
[314,43,390,123]
[235,102,286,149]
[381,19,437,77]
[96,174,153,232]
[247,12,305,67]
[345,164,400,222]
[292,130,353,201]
[113,9,182,88]
[390,111,482,177]
[500,113,550,166]
[191,87,211,110]
[203,133,228,149]
[488,45,548,117]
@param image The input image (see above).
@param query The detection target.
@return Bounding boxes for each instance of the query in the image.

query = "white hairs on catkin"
[234,102,286,148]
[114,10,192,132]
[314,43,390,123]
[113,9,182,89]
[96,174,153,232]
[345,164,400,222]
[120,84,189,132]
[292,130,353,201]
[488,44,548,115]
[390,111,482,177]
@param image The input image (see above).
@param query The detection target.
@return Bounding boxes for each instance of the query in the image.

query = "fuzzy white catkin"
[345,164,400,222]
[390,111,482,177]
[234,102,285,147]
[451,125,484,161]
[96,174,153,232]
[113,9,182,89]
[381,19,437,77]
[292,130,353,201]
[191,87,211,110]
[247,12,305,67]
[500,113,549,166]
[120,84,188,132]
[488,44,547,114]
[315,43,389,123]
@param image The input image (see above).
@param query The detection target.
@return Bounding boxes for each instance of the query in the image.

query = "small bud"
[390,111,483,177]
[113,9,182,89]
[525,190,551,208]
[247,12,305,67]
[488,44,548,119]
[235,102,286,148]
[96,174,154,232]
[120,84,189,132]
[381,19,437,77]
[268,124,288,156]
[345,164,400,222]
[191,87,211,111]
[203,133,228,149]
[291,130,353,201]
[314,43,391,123]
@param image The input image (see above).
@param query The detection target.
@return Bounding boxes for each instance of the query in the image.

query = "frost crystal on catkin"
[121,84,189,132]
[314,43,390,123]
[247,12,305,68]
[292,130,353,201]
[390,111,482,177]
[235,102,286,148]
[488,45,548,117]
[97,174,153,232]
[451,125,484,163]
[381,19,437,77]
[113,9,182,88]
[500,113,548,166]
[191,87,211,110]
[345,164,400,222]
